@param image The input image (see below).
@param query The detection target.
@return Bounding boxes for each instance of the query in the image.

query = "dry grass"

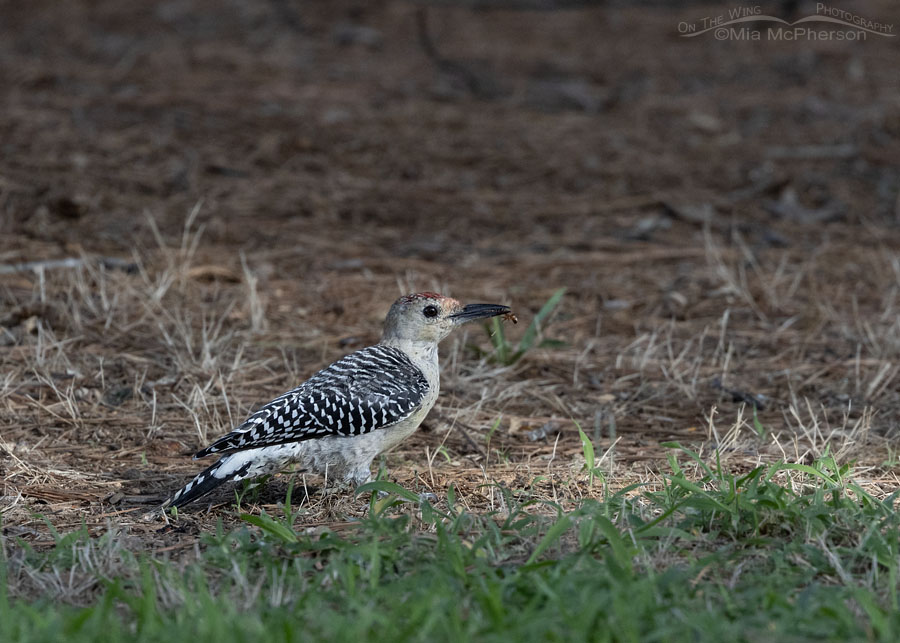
[2,0,900,556]
[3,215,900,548]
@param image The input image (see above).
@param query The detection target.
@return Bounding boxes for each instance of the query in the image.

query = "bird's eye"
[423,305,439,318]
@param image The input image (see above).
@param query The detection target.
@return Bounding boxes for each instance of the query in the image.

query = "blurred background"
[4,1,897,259]
[2,0,900,518]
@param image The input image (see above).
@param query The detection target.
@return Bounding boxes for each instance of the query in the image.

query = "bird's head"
[382,292,510,344]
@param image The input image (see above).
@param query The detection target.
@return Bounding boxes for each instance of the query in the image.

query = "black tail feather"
[167,458,231,509]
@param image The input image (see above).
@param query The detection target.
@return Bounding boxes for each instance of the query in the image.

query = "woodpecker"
[165,292,510,509]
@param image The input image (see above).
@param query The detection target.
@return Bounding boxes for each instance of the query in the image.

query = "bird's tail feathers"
[167,454,253,509]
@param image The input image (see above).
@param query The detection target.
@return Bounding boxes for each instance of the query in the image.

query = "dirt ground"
[2,0,900,549]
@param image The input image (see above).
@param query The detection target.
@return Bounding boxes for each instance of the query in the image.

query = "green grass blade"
[516,287,566,355]
[767,463,838,486]
[577,423,595,472]
[240,513,298,544]
[526,513,572,564]
[488,317,508,364]
[355,480,421,503]
[665,476,732,513]
[594,516,633,575]
[660,441,719,481]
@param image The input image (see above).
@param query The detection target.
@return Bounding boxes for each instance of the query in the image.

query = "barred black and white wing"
[194,345,429,458]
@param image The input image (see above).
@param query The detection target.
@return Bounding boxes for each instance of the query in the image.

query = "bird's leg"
[349,463,436,503]
[351,464,374,488]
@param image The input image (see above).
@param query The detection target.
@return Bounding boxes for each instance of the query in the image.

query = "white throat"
[381,338,440,385]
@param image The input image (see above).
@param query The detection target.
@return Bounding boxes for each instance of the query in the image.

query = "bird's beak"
[450,303,511,324]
